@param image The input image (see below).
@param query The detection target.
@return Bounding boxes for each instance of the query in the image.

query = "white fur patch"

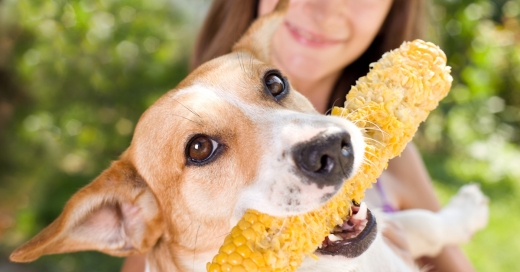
[178,85,364,217]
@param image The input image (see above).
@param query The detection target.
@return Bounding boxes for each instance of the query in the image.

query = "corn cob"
[207,39,452,272]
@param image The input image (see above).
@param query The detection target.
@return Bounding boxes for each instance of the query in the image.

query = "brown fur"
[10,1,311,270]
[9,1,488,271]
[9,159,164,262]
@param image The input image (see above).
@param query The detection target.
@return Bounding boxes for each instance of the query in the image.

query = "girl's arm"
[121,254,146,272]
[387,142,476,272]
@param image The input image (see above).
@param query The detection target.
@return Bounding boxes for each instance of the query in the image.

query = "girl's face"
[259,0,393,83]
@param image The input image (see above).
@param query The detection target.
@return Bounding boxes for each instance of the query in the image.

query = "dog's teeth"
[352,202,367,221]
[328,234,343,242]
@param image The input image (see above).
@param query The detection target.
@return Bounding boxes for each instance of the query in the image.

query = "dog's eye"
[264,70,288,100]
[265,74,284,95]
[186,135,220,164]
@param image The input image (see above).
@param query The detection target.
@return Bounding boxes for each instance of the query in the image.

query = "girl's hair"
[191,0,425,110]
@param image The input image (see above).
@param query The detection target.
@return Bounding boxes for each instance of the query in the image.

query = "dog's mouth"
[316,202,377,258]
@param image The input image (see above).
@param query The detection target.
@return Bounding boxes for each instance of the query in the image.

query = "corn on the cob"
[207,39,452,272]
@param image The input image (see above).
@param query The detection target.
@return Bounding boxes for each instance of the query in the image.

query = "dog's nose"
[292,131,355,188]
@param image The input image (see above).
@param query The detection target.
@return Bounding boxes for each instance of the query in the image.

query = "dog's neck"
[145,219,231,272]
[146,240,209,272]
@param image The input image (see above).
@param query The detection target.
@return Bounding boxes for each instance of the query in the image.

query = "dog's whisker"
[363,149,378,159]
[333,98,341,107]
[338,152,348,179]
[362,158,377,168]
[296,214,309,233]
[238,52,246,76]
[248,51,255,79]
[361,121,387,136]
[361,152,379,168]
[170,114,202,125]
[245,41,261,79]
[192,224,201,272]
[172,98,202,119]
[273,217,288,239]
[342,104,375,120]
[238,52,256,86]
[343,99,352,108]
[325,108,332,115]
[362,148,376,155]
[363,127,387,137]
[341,108,375,125]
[215,231,232,239]
[348,118,389,143]
[346,111,387,136]
[242,53,248,76]
[274,218,287,240]
[362,136,385,148]
[324,98,342,115]
[250,40,260,64]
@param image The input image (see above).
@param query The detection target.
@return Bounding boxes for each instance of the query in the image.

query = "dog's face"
[10,0,366,267]
[131,52,365,224]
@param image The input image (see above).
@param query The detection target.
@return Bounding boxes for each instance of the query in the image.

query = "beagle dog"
[10,1,488,271]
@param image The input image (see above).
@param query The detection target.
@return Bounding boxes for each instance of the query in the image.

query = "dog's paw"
[442,184,489,243]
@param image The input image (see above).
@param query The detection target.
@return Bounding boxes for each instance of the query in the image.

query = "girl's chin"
[289,68,333,84]
[279,57,335,81]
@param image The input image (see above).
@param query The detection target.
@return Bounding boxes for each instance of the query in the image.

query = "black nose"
[292,131,355,188]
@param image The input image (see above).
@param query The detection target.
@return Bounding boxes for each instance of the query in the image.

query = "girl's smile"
[284,21,347,48]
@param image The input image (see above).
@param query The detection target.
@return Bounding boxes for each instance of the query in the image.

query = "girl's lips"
[284,21,346,48]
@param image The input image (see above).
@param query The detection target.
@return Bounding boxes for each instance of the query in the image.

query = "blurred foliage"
[0,0,519,271]
[424,0,520,186]
[420,0,520,270]
[0,0,208,271]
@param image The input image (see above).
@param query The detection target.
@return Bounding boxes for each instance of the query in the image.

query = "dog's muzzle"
[316,203,377,258]
[292,130,355,188]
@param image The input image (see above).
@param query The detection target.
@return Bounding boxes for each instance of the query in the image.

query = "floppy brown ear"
[232,0,289,63]
[10,159,164,263]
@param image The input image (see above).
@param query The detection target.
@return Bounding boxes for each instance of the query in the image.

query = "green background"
[1,0,519,271]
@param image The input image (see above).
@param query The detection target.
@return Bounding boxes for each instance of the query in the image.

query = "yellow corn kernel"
[243,213,258,224]
[241,228,257,241]
[207,40,452,271]
[238,220,252,230]
[214,253,228,265]
[242,259,259,272]
[236,245,252,258]
[221,264,233,272]
[249,251,266,267]
[231,266,247,272]
[208,263,221,272]
[233,235,248,247]
[227,252,244,266]
[220,243,236,255]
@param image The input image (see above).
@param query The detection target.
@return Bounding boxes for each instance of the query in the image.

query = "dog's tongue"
[316,202,377,258]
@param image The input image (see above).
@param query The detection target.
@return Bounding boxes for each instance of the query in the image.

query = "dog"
[10,1,488,271]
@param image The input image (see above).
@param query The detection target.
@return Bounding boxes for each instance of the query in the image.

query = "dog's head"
[10,0,365,264]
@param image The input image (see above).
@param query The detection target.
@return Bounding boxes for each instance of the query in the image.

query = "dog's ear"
[10,159,164,263]
[232,0,289,63]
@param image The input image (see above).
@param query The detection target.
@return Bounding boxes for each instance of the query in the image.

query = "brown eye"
[186,135,220,164]
[264,71,287,99]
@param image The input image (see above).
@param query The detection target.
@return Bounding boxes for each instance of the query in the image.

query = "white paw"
[442,184,489,243]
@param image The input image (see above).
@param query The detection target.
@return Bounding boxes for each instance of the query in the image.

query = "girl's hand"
[382,220,415,268]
